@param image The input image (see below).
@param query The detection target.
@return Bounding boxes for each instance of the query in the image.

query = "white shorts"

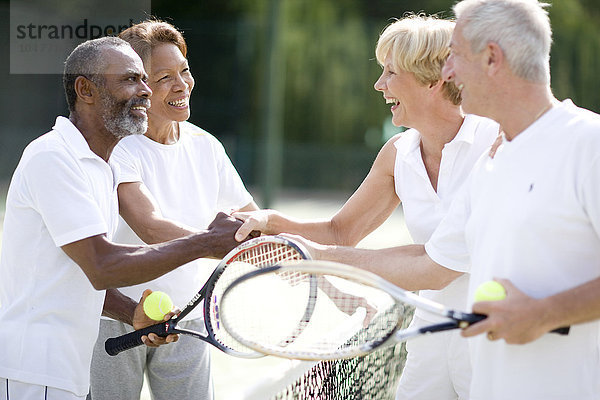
[396,316,472,400]
[0,378,85,400]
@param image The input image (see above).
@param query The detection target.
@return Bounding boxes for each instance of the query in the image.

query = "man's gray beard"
[99,91,148,138]
[104,113,147,139]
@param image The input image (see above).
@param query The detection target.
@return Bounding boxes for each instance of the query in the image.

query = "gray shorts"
[88,319,213,400]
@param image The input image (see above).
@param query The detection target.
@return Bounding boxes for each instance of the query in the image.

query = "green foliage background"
[1,0,599,197]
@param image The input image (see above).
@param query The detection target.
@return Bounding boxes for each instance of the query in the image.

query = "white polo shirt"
[109,121,253,320]
[426,100,600,399]
[394,114,498,320]
[0,117,119,396]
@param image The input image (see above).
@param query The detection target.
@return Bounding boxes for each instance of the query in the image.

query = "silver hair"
[454,0,552,84]
[63,36,133,111]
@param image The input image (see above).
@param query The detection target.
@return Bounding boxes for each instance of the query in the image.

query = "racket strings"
[237,242,305,264]
[221,269,406,360]
[236,242,310,285]
[207,242,307,352]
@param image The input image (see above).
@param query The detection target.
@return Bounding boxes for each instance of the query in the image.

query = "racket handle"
[551,326,570,335]
[105,322,169,356]
[470,313,570,335]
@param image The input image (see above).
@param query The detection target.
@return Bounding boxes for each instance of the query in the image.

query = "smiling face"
[442,22,487,116]
[373,54,430,128]
[96,46,152,138]
[144,43,195,126]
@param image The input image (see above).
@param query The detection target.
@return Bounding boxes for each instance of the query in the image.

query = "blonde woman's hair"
[375,14,461,105]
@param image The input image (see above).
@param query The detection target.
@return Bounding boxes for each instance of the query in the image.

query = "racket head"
[219,261,409,360]
[203,235,311,357]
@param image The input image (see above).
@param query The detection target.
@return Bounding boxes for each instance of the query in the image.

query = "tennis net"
[271,305,412,400]
[272,342,406,399]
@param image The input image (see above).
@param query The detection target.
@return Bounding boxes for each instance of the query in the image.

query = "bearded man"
[0,36,253,400]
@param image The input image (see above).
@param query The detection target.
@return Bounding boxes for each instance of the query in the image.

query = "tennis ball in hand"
[474,281,506,302]
[143,291,174,321]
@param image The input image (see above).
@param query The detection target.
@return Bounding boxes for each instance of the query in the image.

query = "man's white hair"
[454,0,552,84]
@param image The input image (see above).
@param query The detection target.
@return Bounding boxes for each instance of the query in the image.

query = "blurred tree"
[550,0,600,111]
[1,0,599,188]
[129,0,600,191]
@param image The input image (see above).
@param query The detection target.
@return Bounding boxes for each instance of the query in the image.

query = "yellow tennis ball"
[474,281,506,302]
[143,291,173,321]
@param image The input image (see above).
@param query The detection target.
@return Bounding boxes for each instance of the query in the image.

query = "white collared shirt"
[426,100,600,398]
[0,116,118,396]
[394,114,499,319]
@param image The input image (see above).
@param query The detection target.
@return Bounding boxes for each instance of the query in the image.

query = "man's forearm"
[65,213,248,290]
[540,277,600,330]
[102,288,138,325]
[313,244,462,291]
[93,230,227,289]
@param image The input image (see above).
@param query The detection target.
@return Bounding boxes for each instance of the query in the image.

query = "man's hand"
[461,279,552,344]
[133,289,179,347]
[206,212,260,258]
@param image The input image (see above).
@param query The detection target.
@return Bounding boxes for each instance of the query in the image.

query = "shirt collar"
[393,128,421,157]
[449,114,478,145]
[53,116,121,188]
[53,116,104,161]
[393,114,480,157]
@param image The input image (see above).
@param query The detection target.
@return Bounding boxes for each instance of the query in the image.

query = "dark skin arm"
[103,288,179,346]
[63,212,258,347]
[94,183,258,344]
[102,288,140,325]
[61,212,255,291]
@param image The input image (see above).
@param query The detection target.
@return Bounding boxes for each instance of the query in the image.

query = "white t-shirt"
[426,100,600,399]
[394,114,498,320]
[110,121,253,320]
[0,117,119,396]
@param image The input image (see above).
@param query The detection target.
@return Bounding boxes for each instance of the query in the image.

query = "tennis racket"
[105,235,312,358]
[219,261,570,360]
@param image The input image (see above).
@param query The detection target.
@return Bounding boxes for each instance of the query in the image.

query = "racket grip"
[551,326,570,335]
[470,313,570,335]
[105,322,169,356]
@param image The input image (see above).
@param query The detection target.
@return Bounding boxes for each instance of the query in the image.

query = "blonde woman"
[233,15,499,399]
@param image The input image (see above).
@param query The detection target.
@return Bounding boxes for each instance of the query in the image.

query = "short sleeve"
[213,139,253,210]
[581,155,600,239]
[24,151,108,246]
[111,142,142,184]
[425,179,472,273]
